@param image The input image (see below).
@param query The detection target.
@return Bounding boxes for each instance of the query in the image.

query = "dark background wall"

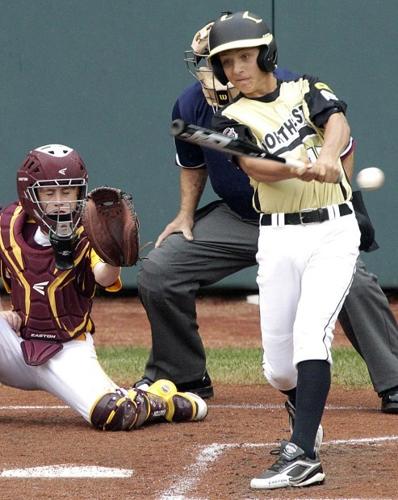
[1,0,396,288]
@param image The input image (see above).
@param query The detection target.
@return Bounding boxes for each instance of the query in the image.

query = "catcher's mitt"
[82,187,139,267]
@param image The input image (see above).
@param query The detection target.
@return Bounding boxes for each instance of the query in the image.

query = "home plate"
[0,465,133,478]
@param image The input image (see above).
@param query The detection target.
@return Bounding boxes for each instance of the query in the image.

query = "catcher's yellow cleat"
[147,379,208,422]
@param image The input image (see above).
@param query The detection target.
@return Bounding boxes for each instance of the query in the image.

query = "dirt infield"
[1,292,398,498]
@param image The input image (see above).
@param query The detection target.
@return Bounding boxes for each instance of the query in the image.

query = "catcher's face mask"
[17,144,88,238]
[184,21,238,111]
[33,181,87,271]
[34,182,86,238]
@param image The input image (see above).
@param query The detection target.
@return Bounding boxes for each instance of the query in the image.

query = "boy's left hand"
[82,187,140,267]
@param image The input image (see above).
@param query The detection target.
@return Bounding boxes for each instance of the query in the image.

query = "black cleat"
[133,376,154,392]
[381,387,398,414]
[176,372,214,399]
[133,371,214,399]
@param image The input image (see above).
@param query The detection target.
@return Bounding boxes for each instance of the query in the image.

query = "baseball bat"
[170,119,305,169]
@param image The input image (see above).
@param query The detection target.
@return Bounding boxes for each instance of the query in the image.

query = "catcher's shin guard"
[127,388,168,426]
[90,390,140,431]
[147,379,208,422]
[90,388,167,431]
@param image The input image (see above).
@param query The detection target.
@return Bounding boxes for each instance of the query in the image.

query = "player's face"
[219,47,271,98]
[37,186,79,215]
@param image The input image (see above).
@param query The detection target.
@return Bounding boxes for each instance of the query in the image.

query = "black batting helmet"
[208,11,277,85]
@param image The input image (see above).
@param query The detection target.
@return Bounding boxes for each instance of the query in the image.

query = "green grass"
[97,345,372,388]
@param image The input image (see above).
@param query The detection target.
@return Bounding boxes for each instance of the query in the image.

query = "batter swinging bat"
[170,119,305,169]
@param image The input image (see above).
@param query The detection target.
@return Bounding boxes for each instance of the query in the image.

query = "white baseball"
[356,167,385,191]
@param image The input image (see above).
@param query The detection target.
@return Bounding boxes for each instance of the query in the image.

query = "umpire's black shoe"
[133,371,214,399]
[380,386,398,413]
[176,371,214,399]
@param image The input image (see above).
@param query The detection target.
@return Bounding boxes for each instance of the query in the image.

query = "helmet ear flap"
[210,56,229,86]
[257,41,278,72]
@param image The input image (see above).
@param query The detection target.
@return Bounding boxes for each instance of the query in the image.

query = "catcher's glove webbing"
[82,186,140,267]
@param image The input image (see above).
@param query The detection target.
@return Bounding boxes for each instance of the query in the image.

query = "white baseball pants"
[257,210,360,391]
[0,318,118,422]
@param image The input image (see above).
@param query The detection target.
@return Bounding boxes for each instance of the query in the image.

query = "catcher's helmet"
[16,144,88,236]
[208,11,277,85]
[184,21,238,110]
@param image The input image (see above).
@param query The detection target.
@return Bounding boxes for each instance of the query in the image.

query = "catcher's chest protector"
[0,203,96,342]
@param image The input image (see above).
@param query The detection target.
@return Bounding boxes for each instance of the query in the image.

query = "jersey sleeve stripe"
[175,153,206,169]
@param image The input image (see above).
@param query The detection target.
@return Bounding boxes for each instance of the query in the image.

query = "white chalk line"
[0,405,69,410]
[210,403,375,411]
[244,497,391,500]
[159,444,235,500]
[0,465,133,478]
[159,436,398,499]
[0,403,376,411]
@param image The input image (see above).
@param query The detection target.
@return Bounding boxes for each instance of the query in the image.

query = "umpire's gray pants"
[137,201,398,394]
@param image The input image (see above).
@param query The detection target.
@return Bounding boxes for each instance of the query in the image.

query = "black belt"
[260,203,352,226]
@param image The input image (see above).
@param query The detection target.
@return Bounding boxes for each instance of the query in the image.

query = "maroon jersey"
[0,202,97,342]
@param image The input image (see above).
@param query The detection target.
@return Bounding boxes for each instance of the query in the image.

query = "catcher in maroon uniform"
[0,143,207,430]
